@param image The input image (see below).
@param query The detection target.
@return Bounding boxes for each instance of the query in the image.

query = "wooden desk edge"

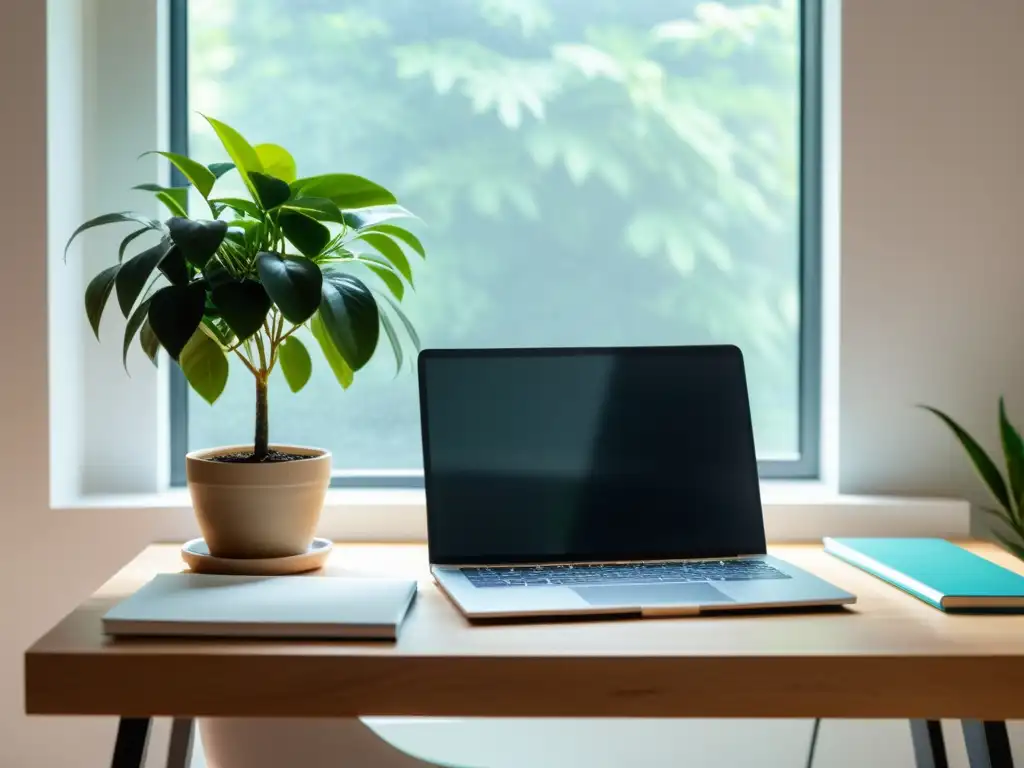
[25,650,1024,719]
[24,541,1024,719]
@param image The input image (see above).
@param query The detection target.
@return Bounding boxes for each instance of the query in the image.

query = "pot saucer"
[181,538,333,575]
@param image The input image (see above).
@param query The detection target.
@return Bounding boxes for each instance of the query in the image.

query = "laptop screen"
[419,346,766,565]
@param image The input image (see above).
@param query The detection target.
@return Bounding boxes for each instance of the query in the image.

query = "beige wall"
[2,0,1023,766]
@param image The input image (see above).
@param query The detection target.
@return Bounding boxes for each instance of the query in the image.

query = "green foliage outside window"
[187,0,802,469]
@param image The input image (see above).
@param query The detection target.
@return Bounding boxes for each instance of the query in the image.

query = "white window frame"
[47,0,973,541]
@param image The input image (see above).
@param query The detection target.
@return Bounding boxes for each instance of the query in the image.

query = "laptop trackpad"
[572,582,734,607]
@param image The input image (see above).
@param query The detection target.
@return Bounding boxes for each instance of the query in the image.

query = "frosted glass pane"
[186,0,803,471]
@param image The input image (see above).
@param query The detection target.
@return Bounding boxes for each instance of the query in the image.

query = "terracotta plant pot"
[185,445,332,559]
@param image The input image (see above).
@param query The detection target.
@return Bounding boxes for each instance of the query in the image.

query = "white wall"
[3,1,162,765]
[838,0,1024,506]
[79,0,169,496]
[1,0,1022,766]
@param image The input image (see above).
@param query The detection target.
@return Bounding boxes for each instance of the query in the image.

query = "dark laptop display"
[419,346,766,565]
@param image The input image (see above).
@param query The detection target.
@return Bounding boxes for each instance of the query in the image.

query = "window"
[171,0,821,485]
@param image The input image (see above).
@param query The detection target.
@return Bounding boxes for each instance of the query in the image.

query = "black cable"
[805,718,822,768]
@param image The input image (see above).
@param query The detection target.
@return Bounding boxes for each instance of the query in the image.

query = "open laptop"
[418,345,855,620]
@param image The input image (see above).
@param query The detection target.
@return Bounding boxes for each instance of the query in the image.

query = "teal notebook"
[823,537,1024,612]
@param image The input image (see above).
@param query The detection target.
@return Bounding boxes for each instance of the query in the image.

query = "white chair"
[198,718,462,768]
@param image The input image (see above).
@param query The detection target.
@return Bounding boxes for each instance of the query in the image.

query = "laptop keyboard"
[460,560,790,588]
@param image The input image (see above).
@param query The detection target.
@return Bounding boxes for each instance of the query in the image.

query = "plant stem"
[254,374,269,459]
[232,347,259,377]
[254,332,268,371]
[278,324,302,343]
[268,323,302,373]
[274,311,284,343]
[251,332,271,458]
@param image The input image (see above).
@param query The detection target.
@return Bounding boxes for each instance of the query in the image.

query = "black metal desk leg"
[911,720,949,768]
[111,717,151,768]
[963,721,1015,768]
[166,718,194,768]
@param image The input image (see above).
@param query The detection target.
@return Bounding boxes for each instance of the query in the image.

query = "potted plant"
[67,116,424,559]
[923,400,1024,560]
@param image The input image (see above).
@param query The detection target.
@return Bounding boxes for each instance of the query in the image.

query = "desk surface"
[24,542,1024,719]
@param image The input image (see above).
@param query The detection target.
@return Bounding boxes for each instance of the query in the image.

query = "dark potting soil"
[208,450,311,464]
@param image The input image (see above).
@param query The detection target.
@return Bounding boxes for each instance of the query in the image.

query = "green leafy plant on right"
[922,400,1024,559]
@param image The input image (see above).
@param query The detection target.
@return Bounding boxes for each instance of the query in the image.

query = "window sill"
[56,482,972,542]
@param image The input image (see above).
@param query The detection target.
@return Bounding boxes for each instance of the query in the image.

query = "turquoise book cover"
[823,537,1024,612]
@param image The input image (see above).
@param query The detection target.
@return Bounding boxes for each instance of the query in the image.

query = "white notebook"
[103,573,418,640]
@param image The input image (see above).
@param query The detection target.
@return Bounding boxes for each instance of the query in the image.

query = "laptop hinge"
[434,554,765,568]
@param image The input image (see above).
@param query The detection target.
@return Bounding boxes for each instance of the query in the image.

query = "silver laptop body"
[418,346,855,620]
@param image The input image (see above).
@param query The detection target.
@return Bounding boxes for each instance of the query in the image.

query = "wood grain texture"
[24,542,1024,719]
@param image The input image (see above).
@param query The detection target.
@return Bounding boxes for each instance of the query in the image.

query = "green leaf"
[378,304,403,374]
[341,204,417,230]
[291,174,397,210]
[211,279,272,341]
[211,197,262,219]
[133,183,176,194]
[357,256,404,301]
[921,405,1012,512]
[203,115,263,199]
[980,505,1017,528]
[243,220,264,251]
[1000,397,1024,521]
[203,316,236,347]
[118,227,153,263]
[377,291,421,352]
[281,197,347,225]
[84,264,120,340]
[134,184,189,218]
[278,336,312,392]
[202,259,235,291]
[180,330,229,405]
[65,212,161,261]
[139,318,160,366]
[203,116,263,174]
[148,281,207,360]
[318,271,379,371]
[122,296,154,370]
[115,239,172,317]
[362,224,426,258]
[310,312,353,390]
[226,217,263,251]
[357,232,413,283]
[993,530,1024,562]
[158,244,191,286]
[249,171,292,210]
[254,143,297,184]
[226,218,261,234]
[280,211,331,258]
[256,251,323,324]
[155,190,189,218]
[208,162,235,180]
[166,217,228,269]
[141,151,217,198]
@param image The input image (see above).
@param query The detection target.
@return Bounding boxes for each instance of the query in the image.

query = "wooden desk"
[25,543,1024,768]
